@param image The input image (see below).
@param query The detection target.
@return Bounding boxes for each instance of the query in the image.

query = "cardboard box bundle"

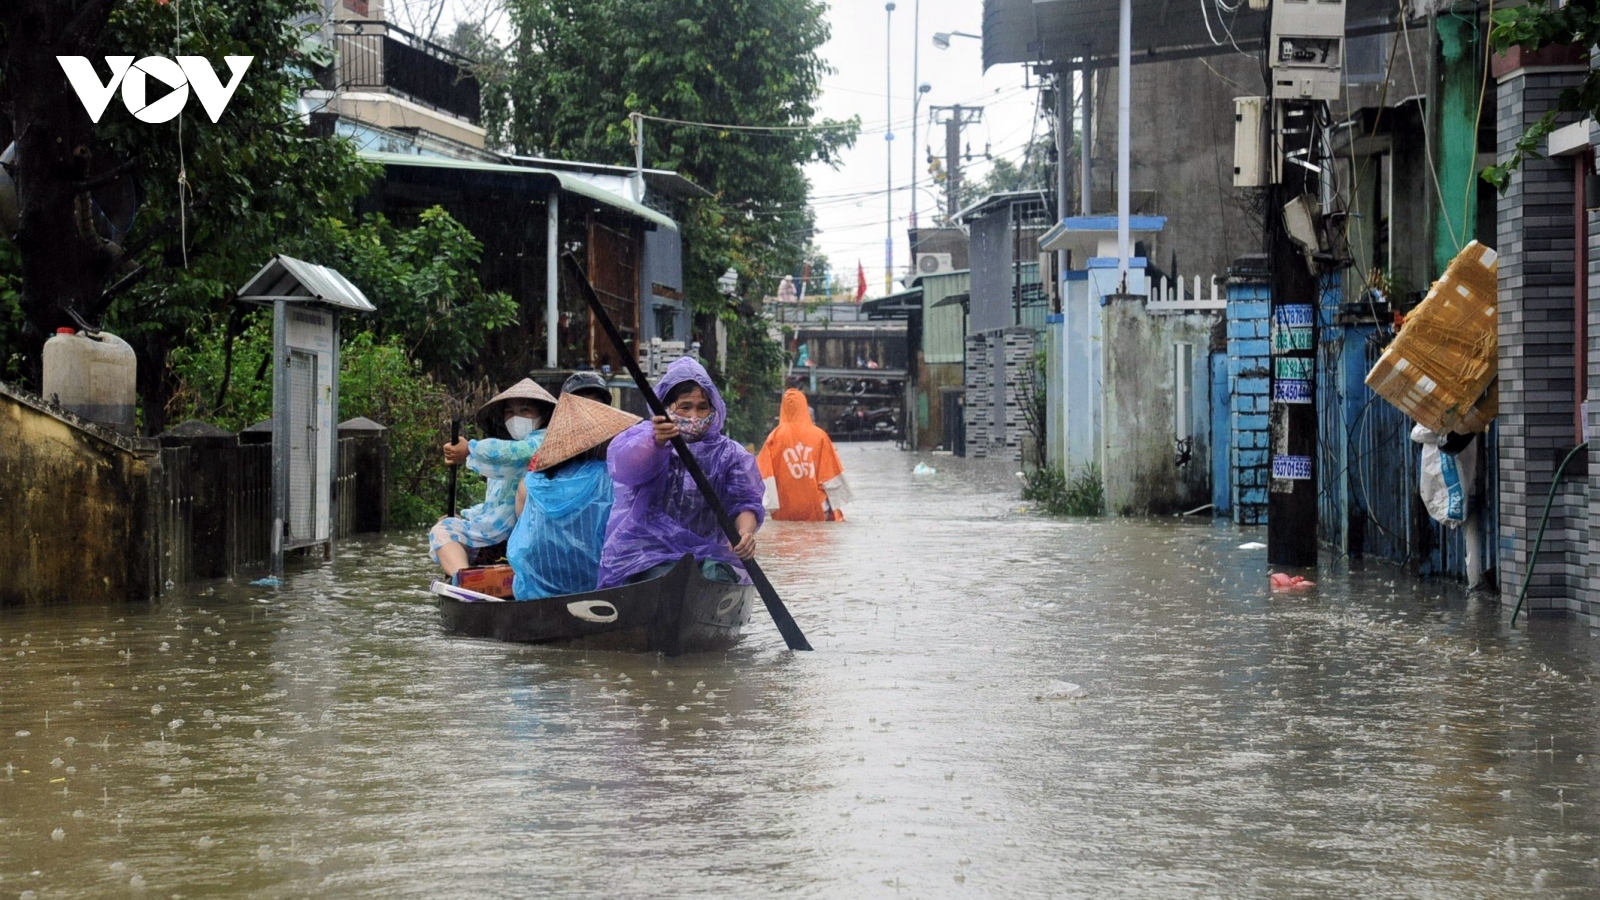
[1365,241,1499,434]
[454,564,515,599]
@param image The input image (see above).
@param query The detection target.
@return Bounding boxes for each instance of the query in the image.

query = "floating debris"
[1035,681,1087,701]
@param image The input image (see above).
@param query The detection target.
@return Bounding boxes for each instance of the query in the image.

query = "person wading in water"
[757,389,851,521]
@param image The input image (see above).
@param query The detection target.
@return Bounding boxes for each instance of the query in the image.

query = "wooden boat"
[434,555,755,655]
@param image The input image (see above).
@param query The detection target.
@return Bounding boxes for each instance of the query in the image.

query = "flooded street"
[3,443,1600,897]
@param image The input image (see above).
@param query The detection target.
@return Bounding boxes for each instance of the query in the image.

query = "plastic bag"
[1410,424,1476,527]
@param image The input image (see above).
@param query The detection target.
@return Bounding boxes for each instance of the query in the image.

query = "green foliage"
[335,331,468,529]
[0,0,374,422]
[958,137,1056,210]
[1481,1,1600,191]
[1021,463,1106,517]
[168,314,469,529]
[719,311,786,445]
[0,243,21,382]
[296,208,519,380]
[491,0,857,319]
[99,0,375,305]
[1017,349,1048,466]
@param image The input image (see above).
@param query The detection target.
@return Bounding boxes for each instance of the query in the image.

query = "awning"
[1039,215,1166,254]
[359,150,679,232]
[861,287,924,320]
[983,0,1401,70]
[237,255,375,312]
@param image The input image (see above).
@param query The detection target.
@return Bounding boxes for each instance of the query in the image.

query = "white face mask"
[506,415,541,441]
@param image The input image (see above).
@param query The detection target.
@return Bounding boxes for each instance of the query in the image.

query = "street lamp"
[885,2,896,297]
[931,30,980,50]
[911,81,931,236]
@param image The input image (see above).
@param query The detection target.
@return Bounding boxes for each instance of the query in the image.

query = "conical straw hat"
[531,392,642,472]
[475,378,557,435]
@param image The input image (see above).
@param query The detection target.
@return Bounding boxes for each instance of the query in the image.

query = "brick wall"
[1495,67,1587,616]
[1584,208,1600,624]
[963,327,1038,461]
[1227,272,1272,525]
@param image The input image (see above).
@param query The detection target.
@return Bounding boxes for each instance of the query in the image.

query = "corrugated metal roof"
[502,155,713,200]
[237,255,376,312]
[359,150,679,231]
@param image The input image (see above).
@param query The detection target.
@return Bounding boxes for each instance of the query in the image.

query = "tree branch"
[62,0,116,45]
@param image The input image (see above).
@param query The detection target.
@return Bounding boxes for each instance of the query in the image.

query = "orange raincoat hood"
[757,390,846,521]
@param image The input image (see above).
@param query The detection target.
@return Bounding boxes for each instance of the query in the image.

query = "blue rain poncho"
[597,358,764,588]
[507,458,614,600]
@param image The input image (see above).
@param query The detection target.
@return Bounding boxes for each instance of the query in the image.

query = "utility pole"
[1262,2,1343,569]
[1266,101,1321,569]
[931,104,983,222]
[909,2,932,278]
[885,2,896,296]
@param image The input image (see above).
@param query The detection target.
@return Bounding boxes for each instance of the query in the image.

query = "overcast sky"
[805,0,1039,298]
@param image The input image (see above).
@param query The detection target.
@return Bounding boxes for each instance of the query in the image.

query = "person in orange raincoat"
[757,389,852,521]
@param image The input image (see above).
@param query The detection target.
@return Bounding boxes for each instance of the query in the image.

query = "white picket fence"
[1147,274,1226,313]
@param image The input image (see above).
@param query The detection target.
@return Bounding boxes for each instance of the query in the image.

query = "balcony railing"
[327,20,481,125]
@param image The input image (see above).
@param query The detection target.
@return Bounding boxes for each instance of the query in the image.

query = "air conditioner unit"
[916,252,955,276]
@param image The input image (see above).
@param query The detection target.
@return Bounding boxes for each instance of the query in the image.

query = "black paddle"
[561,253,813,652]
[445,418,461,517]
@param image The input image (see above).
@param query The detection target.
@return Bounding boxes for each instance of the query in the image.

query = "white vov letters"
[57,56,254,123]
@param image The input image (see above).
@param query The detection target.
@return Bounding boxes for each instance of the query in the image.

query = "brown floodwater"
[2,443,1599,897]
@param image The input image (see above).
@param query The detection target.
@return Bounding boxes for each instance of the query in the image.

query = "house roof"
[982,0,1402,70]
[954,189,1053,224]
[501,155,714,200]
[909,269,971,288]
[359,150,679,231]
[237,255,376,312]
[861,286,924,320]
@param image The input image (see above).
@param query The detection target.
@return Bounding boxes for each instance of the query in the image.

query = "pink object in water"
[1270,572,1316,592]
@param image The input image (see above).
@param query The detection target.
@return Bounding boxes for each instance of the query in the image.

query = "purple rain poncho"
[597,358,765,588]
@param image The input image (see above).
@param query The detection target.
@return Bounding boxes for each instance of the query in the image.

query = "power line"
[637,113,856,133]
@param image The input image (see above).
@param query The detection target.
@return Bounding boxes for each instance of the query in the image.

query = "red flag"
[855,261,867,303]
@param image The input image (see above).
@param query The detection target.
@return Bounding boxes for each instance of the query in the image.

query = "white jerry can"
[42,328,138,435]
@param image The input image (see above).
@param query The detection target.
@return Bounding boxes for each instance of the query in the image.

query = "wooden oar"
[561,253,813,652]
[445,418,461,517]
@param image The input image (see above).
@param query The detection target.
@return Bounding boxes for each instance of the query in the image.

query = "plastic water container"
[42,328,138,434]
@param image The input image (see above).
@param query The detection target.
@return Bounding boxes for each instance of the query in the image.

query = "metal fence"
[1315,319,1496,580]
[155,435,384,592]
[329,21,481,123]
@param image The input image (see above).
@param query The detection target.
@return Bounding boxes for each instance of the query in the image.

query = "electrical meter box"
[1269,0,1346,101]
[237,254,375,575]
[1233,96,1267,187]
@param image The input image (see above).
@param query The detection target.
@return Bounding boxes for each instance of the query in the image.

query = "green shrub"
[1021,462,1105,517]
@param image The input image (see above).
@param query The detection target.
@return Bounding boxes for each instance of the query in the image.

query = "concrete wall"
[915,361,964,452]
[1,381,155,606]
[1495,66,1589,619]
[1100,297,1216,514]
[1088,55,1263,276]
